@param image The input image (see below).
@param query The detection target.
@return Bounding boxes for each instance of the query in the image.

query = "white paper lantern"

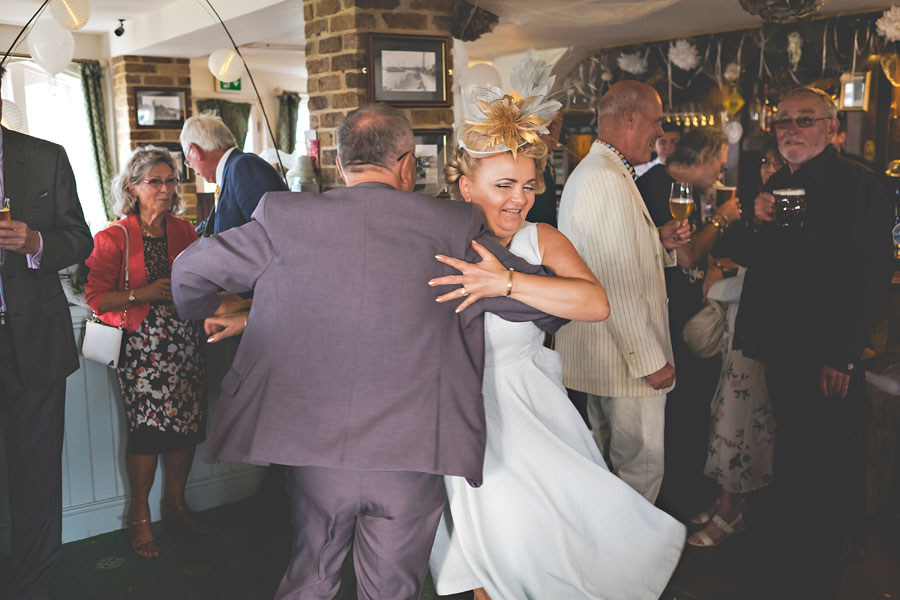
[465,63,502,89]
[27,19,75,76]
[208,48,244,83]
[49,0,91,31]
[1,100,25,132]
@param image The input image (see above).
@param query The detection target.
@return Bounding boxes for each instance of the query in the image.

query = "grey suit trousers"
[274,466,445,600]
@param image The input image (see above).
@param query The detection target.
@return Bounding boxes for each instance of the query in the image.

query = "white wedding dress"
[429,222,686,600]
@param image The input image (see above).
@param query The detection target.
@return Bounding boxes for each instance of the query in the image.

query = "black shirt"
[637,164,707,336]
[526,162,558,228]
[734,145,893,371]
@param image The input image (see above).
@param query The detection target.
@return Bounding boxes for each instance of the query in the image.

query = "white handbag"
[81,223,130,368]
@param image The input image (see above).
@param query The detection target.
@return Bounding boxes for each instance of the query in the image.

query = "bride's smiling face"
[459,152,537,245]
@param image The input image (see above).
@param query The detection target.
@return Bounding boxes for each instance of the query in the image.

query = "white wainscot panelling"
[0,312,265,553]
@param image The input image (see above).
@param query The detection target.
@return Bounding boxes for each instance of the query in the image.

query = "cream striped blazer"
[556,141,676,398]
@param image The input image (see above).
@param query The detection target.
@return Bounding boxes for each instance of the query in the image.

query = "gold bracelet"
[505,268,515,297]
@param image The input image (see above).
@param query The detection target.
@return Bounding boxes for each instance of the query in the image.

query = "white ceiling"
[0,1,894,66]
[465,0,897,60]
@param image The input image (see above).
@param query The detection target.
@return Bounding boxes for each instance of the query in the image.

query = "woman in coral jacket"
[85,146,209,559]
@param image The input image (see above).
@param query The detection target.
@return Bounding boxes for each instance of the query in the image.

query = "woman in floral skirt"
[86,146,209,559]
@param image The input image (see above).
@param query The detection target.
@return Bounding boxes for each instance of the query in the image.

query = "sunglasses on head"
[772,116,831,131]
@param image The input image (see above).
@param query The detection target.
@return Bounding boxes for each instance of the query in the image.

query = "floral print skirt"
[703,303,776,493]
[117,304,207,455]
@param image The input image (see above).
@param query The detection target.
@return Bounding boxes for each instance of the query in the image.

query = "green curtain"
[77,61,114,220]
[196,99,252,148]
[277,91,301,153]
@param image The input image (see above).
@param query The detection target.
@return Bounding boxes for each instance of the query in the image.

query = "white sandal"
[689,498,721,525]
[687,512,746,547]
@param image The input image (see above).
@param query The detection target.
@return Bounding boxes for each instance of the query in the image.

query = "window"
[1,60,109,235]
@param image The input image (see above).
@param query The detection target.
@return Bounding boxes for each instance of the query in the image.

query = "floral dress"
[703,268,776,493]
[117,234,206,455]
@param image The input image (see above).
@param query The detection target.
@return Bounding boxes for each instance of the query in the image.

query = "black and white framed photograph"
[838,71,870,111]
[413,129,450,196]
[368,34,450,107]
[134,88,189,128]
[158,143,189,182]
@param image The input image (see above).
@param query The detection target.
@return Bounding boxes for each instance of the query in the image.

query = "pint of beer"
[716,186,736,205]
[772,188,806,229]
[0,198,9,221]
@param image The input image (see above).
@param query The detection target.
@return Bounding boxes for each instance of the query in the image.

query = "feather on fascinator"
[460,50,562,160]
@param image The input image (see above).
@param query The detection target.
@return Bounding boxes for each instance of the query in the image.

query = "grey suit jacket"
[172,182,565,484]
[1,127,93,387]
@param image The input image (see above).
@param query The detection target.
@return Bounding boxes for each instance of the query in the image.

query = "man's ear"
[397,152,416,191]
[825,118,839,142]
[336,157,347,183]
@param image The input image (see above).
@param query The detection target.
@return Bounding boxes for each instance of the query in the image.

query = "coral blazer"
[85,213,197,332]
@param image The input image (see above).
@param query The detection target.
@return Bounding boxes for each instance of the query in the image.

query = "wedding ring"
[461,287,469,296]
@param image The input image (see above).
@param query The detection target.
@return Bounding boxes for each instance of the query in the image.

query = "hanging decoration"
[617,51,647,75]
[787,32,803,70]
[724,62,741,82]
[876,5,900,42]
[26,19,75,75]
[208,48,244,82]
[739,0,825,23]
[669,39,700,71]
[49,0,90,31]
[0,99,25,131]
[724,120,744,144]
[724,88,746,114]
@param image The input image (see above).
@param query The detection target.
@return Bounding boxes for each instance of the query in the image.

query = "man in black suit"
[0,64,93,599]
[736,86,892,599]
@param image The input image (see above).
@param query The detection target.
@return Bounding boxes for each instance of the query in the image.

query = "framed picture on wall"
[367,33,450,107]
[838,71,870,111]
[413,129,451,196]
[158,143,189,182]
[134,88,189,128]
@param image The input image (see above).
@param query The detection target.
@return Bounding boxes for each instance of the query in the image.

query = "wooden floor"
[0,486,896,599]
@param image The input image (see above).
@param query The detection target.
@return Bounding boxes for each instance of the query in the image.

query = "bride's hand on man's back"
[429,240,509,313]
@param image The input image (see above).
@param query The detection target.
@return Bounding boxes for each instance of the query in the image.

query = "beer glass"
[0,198,9,221]
[669,181,694,221]
[772,188,806,229]
[716,186,736,206]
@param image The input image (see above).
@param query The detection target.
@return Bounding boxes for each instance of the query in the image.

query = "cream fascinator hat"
[459,50,562,159]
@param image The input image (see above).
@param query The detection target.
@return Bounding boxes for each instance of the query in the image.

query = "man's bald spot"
[597,80,660,126]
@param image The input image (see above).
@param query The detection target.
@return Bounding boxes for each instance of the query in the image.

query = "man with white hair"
[556,80,689,502]
[180,112,286,235]
[736,86,892,599]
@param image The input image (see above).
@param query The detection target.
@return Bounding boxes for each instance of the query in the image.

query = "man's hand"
[658,220,691,250]
[820,364,850,398]
[645,362,675,390]
[715,197,742,225]
[205,312,248,343]
[754,192,775,223]
[0,220,40,254]
[215,292,252,316]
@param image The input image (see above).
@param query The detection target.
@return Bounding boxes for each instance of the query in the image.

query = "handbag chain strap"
[112,222,130,329]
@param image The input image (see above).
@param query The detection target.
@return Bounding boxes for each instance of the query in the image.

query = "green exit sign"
[218,79,242,92]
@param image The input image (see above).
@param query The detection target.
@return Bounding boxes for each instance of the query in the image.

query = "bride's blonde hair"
[444,128,549,202]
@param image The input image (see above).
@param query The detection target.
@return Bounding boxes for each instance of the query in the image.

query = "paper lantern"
[208,48,244,83]
[27,19,75,76]
[1,100,25,132]
[49,0,91,31]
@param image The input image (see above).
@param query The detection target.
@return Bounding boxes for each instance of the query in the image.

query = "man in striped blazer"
[556,81,688,502]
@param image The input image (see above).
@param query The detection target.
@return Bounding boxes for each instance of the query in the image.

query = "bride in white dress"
[427,54,686,600]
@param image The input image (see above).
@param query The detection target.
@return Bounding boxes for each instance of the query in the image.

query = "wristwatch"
[128,289,137,304]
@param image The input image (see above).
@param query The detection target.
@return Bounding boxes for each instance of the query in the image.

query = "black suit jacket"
[734,145,893,372]
[1,127,93,387]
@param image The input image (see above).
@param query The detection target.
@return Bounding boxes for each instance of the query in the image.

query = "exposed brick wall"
[111,56,198,219]
[304,0,454,189]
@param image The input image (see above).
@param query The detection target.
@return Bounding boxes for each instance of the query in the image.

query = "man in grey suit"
[0,65,93,599]
[172,103,565,599]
